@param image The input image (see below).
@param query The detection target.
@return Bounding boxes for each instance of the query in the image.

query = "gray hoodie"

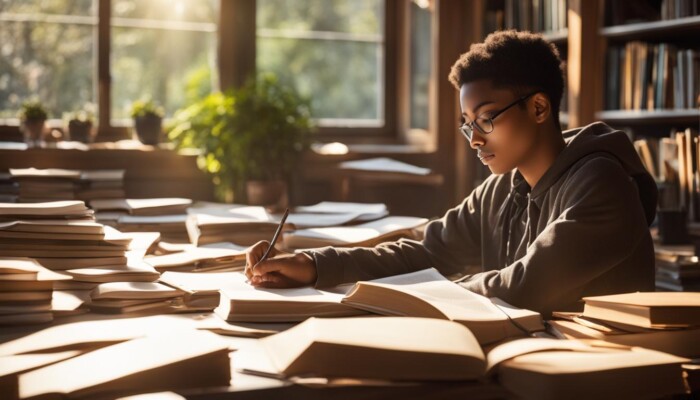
[308,122,658,317]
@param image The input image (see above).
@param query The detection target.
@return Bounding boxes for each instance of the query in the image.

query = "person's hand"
[245,240,317,288]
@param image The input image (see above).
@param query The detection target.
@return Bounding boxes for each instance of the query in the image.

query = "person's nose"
[469,129,486,149]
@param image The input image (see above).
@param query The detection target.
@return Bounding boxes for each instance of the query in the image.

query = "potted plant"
[64,104,95,143]
[130,99,164,145]
[18,100,49,146]
[169,74,314,208]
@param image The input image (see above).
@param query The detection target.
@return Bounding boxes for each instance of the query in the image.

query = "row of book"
[606,42,699,111]
[484,0,568,35]
[654,244,700,291]
[606,0,700,25]
[633,128,699,221]
[4,168,125,203]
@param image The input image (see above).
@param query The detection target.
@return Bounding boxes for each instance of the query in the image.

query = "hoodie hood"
[523,121,658,226]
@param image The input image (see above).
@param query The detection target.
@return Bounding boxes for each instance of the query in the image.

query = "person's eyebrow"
[461,100,495,118]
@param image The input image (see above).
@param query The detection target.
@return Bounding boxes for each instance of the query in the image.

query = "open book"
[17,329,230,400]
[237,316,687,398]
[339,157,432,175]
[282,216,428,249]
[294,201,388,222]
[341,268,543,345]
[215,268,542,344]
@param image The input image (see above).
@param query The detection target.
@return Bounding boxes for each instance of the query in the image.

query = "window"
[0,0,97,120]
[256,0,385,127]
[111,0,218,121]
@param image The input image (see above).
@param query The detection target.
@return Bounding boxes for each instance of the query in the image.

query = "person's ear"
[531,92,551,124]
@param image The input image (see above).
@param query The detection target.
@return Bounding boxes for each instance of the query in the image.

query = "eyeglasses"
[458,91,539,141]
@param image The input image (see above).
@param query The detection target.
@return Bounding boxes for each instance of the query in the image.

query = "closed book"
[582,292,700,328]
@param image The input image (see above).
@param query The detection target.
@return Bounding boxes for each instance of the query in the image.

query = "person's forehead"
[459,81,512,115]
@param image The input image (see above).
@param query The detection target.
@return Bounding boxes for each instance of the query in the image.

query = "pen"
[254,207,290,269]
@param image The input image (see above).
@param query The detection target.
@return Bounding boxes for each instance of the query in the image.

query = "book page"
[359,268,508,322]
[339,157,432,175]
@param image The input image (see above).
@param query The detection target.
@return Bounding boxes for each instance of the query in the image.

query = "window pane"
[410,2,431,130]
[110,0,218,121]
[0,0,96,119]
[257,0,384,125]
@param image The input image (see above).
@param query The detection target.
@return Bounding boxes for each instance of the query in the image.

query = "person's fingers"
[252,273,293,289]
[251,257,290,276]
[245,241,270,269]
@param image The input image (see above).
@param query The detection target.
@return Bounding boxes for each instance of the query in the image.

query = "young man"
[245,30,657,317]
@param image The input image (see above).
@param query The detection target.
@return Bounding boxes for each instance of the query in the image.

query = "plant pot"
[20,119,46,146]
[68,120,94,143]
[134,115,163,145]
[246,180,289,212]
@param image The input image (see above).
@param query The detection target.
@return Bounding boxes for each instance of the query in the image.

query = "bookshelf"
[475,0,699,134]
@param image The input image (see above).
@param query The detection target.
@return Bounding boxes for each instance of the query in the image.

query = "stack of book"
[9,168,125,203]
[0,202,133,270]
[548,292,700,357]
[89,281,184,314]
[115,214,189,243]
[145,242,248,273]
[186,206,287,246]
[0,172,18,203]
[0,257,71,325]
[654,244,700,291]
[92,198,192,242]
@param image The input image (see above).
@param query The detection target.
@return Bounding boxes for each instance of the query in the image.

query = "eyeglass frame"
[458,91,540,141]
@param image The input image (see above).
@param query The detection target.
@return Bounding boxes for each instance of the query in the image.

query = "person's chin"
[486,160,514,175]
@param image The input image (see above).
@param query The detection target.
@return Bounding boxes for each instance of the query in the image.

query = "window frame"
[1,0,426,144]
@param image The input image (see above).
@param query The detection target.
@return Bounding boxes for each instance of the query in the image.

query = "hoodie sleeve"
[308,184,484,288]
[457,156,650,315]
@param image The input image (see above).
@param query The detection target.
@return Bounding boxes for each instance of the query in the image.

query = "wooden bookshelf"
[600,14,700,42]
[596,109,700,125]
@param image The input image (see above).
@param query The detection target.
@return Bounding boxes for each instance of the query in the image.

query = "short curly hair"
[448,30,565,129]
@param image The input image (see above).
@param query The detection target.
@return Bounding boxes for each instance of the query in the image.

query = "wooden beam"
[567,0,603,128]
[218,0,256,91]
[432,0,476,205]
[96,0,110,139]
